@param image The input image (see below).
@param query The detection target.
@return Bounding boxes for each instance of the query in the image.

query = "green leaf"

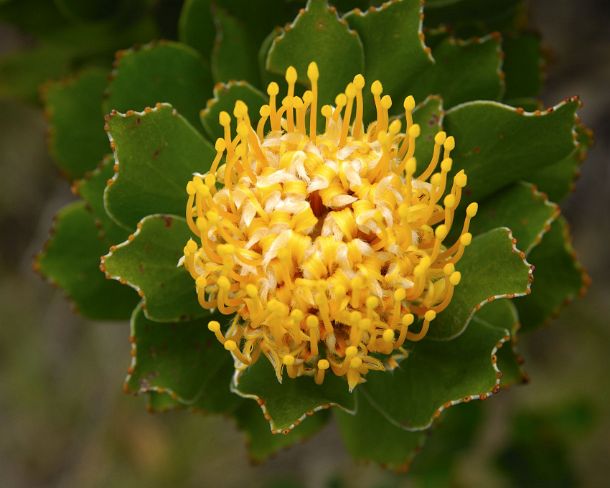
[216,0,300,47]
[234,401,330,463]
[55,0,120,21]
[502,32,543,101]
[429,227,532,340]
[102,215,203,322]
[506,97,543,111]
[344,0,433,118]
[0,6,157,103]
[495,401,595,488]
[469,182,559,254]
[210,7,260,86]
[104,103,215,229]
[335,392,426,471]
[330,0,371,12]
[178,0,215,60]
[144,376,331,461]
[43,68,109,180]
[419,34,504,108]
[497,331,526,388]
[147,391,182,413]
[409,402,484,482]
[73,155,131,244]
[199,81,266,141]
[36,201,139,320]
[411,95,444,164]
[0,44,73,103]
[232,357,356,433]
[424,0,523,37]
[528,121,593,202]
[0,0,67,37]
[265,0,365,107]
[361,310,509,430]
[444,99,579,202]
[527,157,578,205]
[473,299,526,388]
[516,217,587,332]
[126,303,241,412]
[104,42,213,130]
[257,27,283,88]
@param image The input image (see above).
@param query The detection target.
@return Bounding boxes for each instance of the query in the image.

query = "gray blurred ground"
[0,1,609,487]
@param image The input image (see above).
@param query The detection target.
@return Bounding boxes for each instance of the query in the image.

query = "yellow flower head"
[183,62,477,391]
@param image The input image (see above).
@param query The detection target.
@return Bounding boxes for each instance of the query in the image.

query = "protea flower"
[183,63,477,391]
[32,0,589,470]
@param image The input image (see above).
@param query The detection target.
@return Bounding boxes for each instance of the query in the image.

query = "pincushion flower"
[183,63,477,391]
[34,0,590,471]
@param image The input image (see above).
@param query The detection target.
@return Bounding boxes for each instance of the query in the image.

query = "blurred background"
[0,0,608,486]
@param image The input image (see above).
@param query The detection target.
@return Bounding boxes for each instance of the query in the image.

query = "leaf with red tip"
[235,401,330,463]
[232,357,356,433]
[199,81,266,141]
[265,0,365,107]
[44,68,109,180]
[102,215,204,322]
[104,103,215,229]
[105,42,213,130]
[528,121,593,202]
[470,182,559,254]
[516,217,588,332]
[73,155,131,244]
[361,306,510,431]
[430,227,533,340]
[474,299,527,388]
[126,303,240,412]
[36,201,138,320]
[443,99,579,202]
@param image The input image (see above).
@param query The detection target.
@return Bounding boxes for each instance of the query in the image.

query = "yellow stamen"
[406,310,436,342]
[267,82,280,131]
[352,74,365,139]
[371,80,383,137]
[315,359,329,385]
[307,62,319,143]
[224,339,251,364]
[340,83,356,147]
[285,66,297,130]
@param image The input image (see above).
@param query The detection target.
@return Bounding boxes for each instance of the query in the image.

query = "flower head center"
[183,63,477,390]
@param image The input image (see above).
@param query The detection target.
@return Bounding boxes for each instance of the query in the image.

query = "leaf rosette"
[34,0,590,469]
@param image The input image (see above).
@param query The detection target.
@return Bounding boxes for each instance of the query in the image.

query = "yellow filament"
[285,66,297,130]
[267,82,280,131]
[352,74,365,139]
[371,80,383,137]
[340,83,356,146]
[406,310,436,342]
[315,359,329,384]
[307,62,319,143]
